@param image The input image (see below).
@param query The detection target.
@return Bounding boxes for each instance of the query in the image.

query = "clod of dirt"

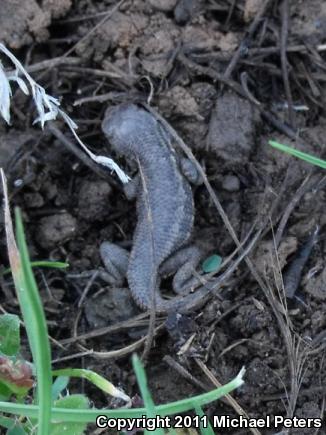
[162,82,216,150]
[140,25,180,77]
[191,82,217,119]
[158,86,200,119]
[149,0,178,12]
[253,237,298,286]
[229,301,273,336]
[42,0,72,19]
[291,0,326,42]
[182,25,221,52]
[207,92,260,163]
[304,265,326,300]
[76,12,149,61]
[23,192,45,209]
[37,213,77,249]
[77,180,112,222]
[0,0,50,48]
[84,288,138,328]
[244,0,262,22]
[245,357,283,392]
[182,23,238,53]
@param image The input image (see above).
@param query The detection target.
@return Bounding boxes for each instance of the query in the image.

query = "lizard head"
[102,103,155,155]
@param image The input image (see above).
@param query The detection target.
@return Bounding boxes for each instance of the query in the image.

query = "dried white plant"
[0,43,129,183]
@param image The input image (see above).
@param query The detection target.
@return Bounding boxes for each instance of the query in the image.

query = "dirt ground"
[1,0,326,433]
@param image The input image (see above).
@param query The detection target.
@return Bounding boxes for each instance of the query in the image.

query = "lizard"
[100,103,211,314]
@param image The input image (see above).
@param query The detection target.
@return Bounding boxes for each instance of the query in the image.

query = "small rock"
[190,82,217,119]
[207,92,260,163]
[158,86,200,118]
[222,175,240,192]
[37,213,77,249]
[78,180,112,221]
[149,0,177,12]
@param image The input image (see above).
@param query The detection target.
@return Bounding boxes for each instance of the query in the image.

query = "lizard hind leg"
[160,245,203,296]
[100,242,129,286]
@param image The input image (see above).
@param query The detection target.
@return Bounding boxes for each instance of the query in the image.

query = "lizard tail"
[127,257,211,314]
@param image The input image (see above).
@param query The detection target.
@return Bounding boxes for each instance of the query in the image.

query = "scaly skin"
[101,103,209,313]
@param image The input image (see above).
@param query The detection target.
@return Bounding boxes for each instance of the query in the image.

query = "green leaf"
[0,416,18,430]
[7,426,27,435]
[0,381,12,400]
[13,209,52,434]
[0,368,246,423]
[0,314,21,356]
[0,355,33,398]
[268,140,326,169]
[132,354,164,435]
[51,376,69,402]
[0,416,28,435]
[202,255,222,273]
[50,395,89,435]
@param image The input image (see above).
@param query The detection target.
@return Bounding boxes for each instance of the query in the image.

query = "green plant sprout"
[268,140,326,169]
[2,261,69,276]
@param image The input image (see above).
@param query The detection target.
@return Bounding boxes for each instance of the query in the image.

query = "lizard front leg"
[100,242,129,286]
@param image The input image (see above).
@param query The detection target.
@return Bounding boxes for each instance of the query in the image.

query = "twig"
[46,122,111,179]
[195,358,262,435]
[178,53,298,140]
[223,0,273,79]
[58,312,151,345]
[74,91,125,106]
[280,0,295,127]
[5,57,81,76]
[275,173,321,247]
[61,0,125,59]
[163,355,209,391]
[138,161,157,362]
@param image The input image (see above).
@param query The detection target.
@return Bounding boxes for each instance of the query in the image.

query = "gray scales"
[100,103,211,313]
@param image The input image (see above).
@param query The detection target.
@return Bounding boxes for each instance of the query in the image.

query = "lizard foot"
[100,241,129,286]
[160,245,203,296]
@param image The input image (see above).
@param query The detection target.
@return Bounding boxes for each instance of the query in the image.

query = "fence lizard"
[100,103,211,313]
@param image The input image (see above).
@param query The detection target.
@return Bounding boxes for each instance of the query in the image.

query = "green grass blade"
[195,406,214,435]
[14,208,52,435]
[0,368,245,423]
[0,416,18,429]
[51,376,69,401]
[268,140,326,169]
[2,261,69,276]
[132,354,165,435]
[52,369,130,402]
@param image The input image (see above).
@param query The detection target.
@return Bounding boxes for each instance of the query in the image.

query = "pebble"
[222,174,240,192]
